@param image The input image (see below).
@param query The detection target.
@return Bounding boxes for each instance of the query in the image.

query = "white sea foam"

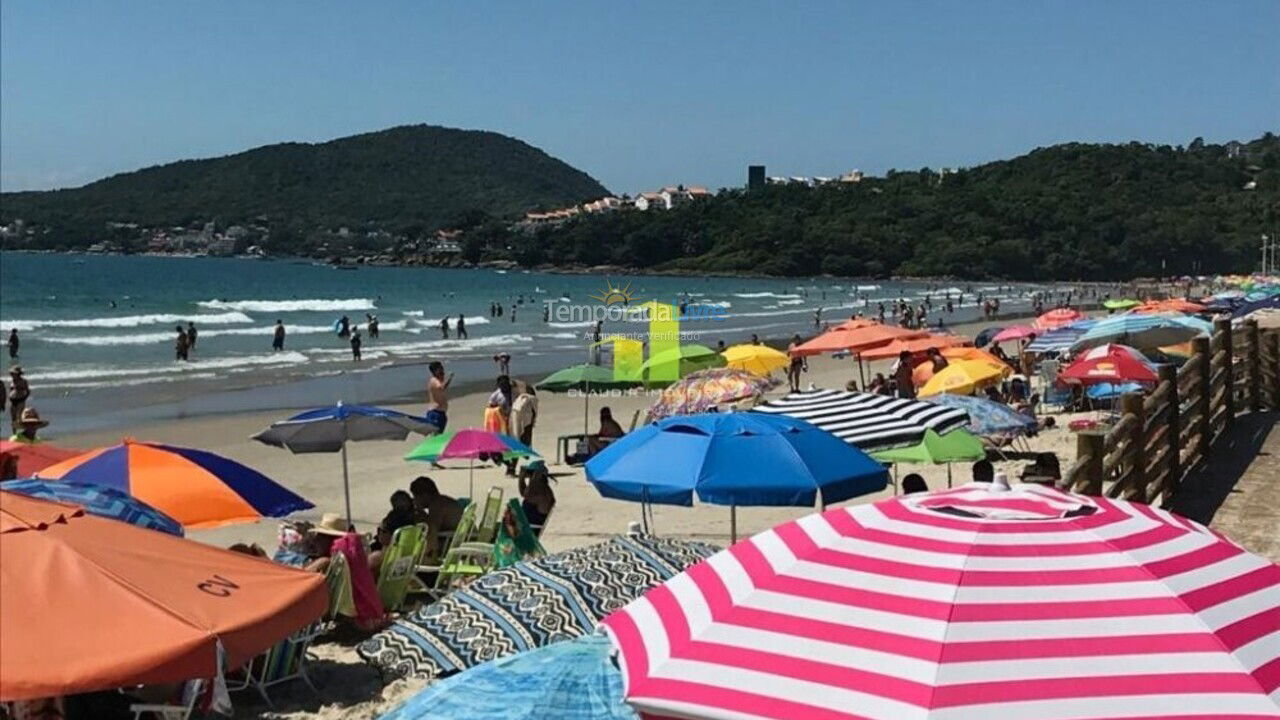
[777,298,805,306]
[42,324,336,347]
[372,333,533,355]
[856,285,881,291]
[536,332,581,339]
[403,314,492,327]
[27,352,311,382]
[195,298,377,312]
[547,320,596,329]
[3,311,253,331]
[732,292,802,299]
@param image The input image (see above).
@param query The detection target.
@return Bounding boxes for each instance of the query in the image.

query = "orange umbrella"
[0,440,82,478]
[858,335,970,361]
[832,318,879,331]
[1034,308,1085,330]
[0,492,327,701]
[1133,299,1206,314]
[791,324,927,357]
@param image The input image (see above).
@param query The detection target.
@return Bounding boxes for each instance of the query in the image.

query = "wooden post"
[1159,364,1180,500]
[1268,331,1280,410]
[1121,392,1147,502]
[1194,336,1212,458]
[1214,318,1235,431]
[1245,319,1262,413]
[1076,432,1106,496]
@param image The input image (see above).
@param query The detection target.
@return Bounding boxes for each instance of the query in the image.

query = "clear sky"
[2,1,1277,195]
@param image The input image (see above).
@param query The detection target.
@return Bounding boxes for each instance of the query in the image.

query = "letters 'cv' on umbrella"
[253,402,438,525]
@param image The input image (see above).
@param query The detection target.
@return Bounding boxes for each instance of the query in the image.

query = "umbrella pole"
[892,463,898,495]
[341,441,353,528]
[858,354,866,389]
[947,463,953,488]
[584,382,591,438]
[468,458,475,500]
[730,505,737,544]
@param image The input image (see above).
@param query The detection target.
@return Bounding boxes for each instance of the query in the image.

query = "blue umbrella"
[380,634,635,720]
[1025,322,1092,354]
[1087,382,1145,400]
[253,401,439,523]
[1,478,184,536]
[586,413,888,540]
[1232,295,1280,319]
[1071,314,1210,352]
[973,326,1004,348]
[922,394,1037,437]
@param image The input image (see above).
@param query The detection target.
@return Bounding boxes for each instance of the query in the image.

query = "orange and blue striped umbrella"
[34,439,312,529]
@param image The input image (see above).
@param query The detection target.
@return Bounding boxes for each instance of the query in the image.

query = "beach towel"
[332,532,386,629]
[482,406,507,434]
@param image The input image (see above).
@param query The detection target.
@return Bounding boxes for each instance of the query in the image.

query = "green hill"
[0,124,609,243]
[508,134,1279,280]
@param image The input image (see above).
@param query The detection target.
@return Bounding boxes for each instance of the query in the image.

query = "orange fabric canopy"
[791,324,928,357]
[832,318,879,331]
[915,347,1012,385]
[858,335,970,361]
[0,492,326,701]
[1034,308,1085,330]
[1133,299,1206,314]
[0,441,82,478]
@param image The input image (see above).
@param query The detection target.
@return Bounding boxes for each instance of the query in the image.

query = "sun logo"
[590,279,635,306]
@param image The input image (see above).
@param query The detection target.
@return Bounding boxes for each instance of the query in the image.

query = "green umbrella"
[1103,298,1141,310]
[872,429,985,490]
[630,345,726,385]
[536,363,640,436]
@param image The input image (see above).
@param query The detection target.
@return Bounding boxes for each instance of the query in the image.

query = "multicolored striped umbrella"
[603,483,1280,719]
[1033,307,1085,330]
[645,368,774,421]
[35,440,312,529]
[0,479,183,536]
[405,429,539,498]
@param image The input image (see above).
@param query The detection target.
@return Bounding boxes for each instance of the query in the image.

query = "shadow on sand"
[1170,410,1277,525]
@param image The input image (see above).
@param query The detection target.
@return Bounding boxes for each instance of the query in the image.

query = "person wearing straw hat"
[10,406,48,444]
[8,366,30,432]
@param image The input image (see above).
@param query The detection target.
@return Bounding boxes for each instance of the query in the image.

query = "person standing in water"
[440,316,450,339]
[350,329,362,361]
[457,314,468,339]
[367,314,379,339]
[186,321,198,351]
[7,329,18,359]
[272,320,286,351]
[338,315,351,339]
[174,326,189,361]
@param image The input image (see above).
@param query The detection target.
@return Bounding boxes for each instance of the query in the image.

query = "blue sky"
[2,1,1277,194]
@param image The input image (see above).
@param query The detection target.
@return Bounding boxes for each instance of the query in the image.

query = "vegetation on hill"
[0,124,609,247]
[507,134,1280,280]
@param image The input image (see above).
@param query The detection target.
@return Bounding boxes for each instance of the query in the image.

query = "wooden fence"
[1062,318,1280,505]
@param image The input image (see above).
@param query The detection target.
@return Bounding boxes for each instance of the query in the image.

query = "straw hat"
[311,513,349,536]
[18,407,48,428]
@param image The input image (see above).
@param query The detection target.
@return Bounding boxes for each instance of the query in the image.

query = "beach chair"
[375,524,426,613]
[471,486,505,544]
[324,549,355,620]
[229,623,323,707]
[414,502,478,577]
[130,679,204,720]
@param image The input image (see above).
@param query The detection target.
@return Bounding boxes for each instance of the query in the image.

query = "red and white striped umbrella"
[602,483,1280,720]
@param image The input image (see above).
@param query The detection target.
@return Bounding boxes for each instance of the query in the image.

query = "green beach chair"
[324,549,355,620]
[471,486,505,543]
[433,500,546,594]
[376,524,426,613]
[229,624,323,707]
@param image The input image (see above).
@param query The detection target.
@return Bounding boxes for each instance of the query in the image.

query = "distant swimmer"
[186,321,198,351]
[338,315,351,339]
[457,314,468,339]
[510,305,517,323]
[367,313,379,339]
[440,316,450,339]
[174,325,189,362]
[7,329,18,360]
[494,352,511,375]
[350,329,362,361]
[272,320,286,351]
[109,300,117,308]
[542,305,549,323]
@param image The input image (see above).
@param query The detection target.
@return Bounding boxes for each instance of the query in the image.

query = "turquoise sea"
[0,253,1046,432]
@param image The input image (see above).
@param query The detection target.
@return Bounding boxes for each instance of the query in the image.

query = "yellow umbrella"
[721,344,790,376]
[918,360,1007,397]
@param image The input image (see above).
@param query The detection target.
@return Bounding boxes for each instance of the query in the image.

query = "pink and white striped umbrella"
[602,483,1280,720]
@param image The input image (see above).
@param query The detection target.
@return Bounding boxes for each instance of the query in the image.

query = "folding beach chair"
[414,501,478,576]
[324,549,355,620]
[228,623,323,707]
[375,524,426,613]
[130,679,204,720]
[471,486,505,544]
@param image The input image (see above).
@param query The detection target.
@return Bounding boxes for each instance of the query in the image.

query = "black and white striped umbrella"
[752,389,970,451]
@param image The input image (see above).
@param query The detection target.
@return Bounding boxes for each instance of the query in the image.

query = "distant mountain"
[0,124,609,241]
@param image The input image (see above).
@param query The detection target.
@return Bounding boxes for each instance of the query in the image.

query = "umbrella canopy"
[646,368,773,421]
[921,394,1037,436]
[35,439,312,529]
[917,359,1007,397]
[252,403,438,453]
[379,634,635,720]
[1232,294,1280,319]
[1033,307,1085,330]
[752,389,970,452]
[990,325,1037,343]
[940,346,1008,365]
[1086,381,1146,400]
[0,492,326,701]
[1133,298,1207,314]
[1,478,183,535]
[1024,324,1090,353]
[602,483,1280,720]
[972,326,1004,348]
[0,441,82,478]
[357,534,719,682]
[536,363,639,392]
[1060,343,1158,385]
[1071,313,1210,352]
[857,335,969,361]
[586,413,888,507]
[720,344,790,376]
[791,325,927,357]
[832,318,880,331]
[1102,297,1142,310]
[871,428,986,464]
[404,429,539,463]
[630,344,725,383]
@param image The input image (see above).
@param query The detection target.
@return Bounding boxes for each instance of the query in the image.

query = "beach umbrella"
[378,634,635,720]
[537,363,641,436]
[1086,381,1145,400]
[601,483,1280,720]
[1033,307,1085,330]
[631,344,725,384]
[855,334,969,361]
[1102,297,1142,310]
[35,439,312,529]
[871,428,986,464]
[1232,294,1280,319]
[921,394,1037,437]
[1024,323,1090,353]
[720,344,789,376]
[753,389,970,452]
[357,534,718,682]
[645,368,773,421]
[940,346,1008,365]
[405,429,539,498]
[252,402,437,525]
[0,440,82,477]
[917,359,1007,397]
[1133,298,1207,314]
[972,326,1004,348]
[990,325,1037,343]
[1,478,183,535]
[790,324,927,357]
[832,317,880,331]
[0,492,326,702]
[586,413,888,541]
[1071,313,1210,352]
[1060,343,1158,385]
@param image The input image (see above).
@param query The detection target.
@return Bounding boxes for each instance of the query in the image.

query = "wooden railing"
[1063,318,1280,506]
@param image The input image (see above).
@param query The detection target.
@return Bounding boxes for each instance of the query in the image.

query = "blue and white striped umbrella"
[1025,321,1094,353]
[1,478,184,535]
[922,394,1037,437]
[1071,314,1210,352]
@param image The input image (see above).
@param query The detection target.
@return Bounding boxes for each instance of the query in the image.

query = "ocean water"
[0,253,1044,431]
